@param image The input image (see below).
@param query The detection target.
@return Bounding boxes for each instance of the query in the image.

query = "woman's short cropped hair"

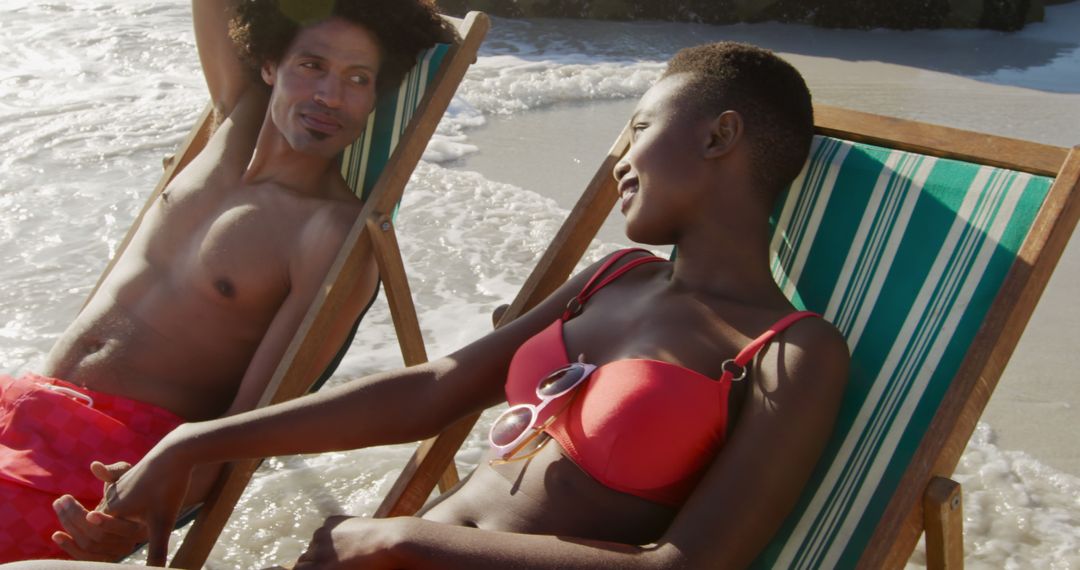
[664,42,814,199]
[230,0,454,94]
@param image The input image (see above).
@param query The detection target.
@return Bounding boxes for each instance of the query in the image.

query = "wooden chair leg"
[367,215,459,492]
[923,476,964,570]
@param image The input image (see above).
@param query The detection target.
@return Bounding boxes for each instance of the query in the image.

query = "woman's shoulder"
[766,314,850,391]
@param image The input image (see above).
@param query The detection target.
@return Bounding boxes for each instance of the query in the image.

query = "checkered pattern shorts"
[0,373,182,562]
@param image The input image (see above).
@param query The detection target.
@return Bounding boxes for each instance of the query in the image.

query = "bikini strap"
[562,248,664,321]
[719,310,821,383]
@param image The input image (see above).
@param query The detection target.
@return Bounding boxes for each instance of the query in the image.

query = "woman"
[16,41,849,569]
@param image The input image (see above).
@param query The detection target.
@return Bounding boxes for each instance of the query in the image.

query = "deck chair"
[79,13,489,569]
[375,105,1080,568]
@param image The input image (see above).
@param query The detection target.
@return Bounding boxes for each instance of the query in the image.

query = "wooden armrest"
[924,476,964,570]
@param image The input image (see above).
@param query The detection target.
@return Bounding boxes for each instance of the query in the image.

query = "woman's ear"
[705,110,743,159]
[260,61,277,87]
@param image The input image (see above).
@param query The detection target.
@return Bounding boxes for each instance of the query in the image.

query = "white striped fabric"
[755,136,1053,569]
[771,137,851,307]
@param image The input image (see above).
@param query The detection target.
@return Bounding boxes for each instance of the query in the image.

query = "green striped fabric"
[340,44,450,201]
[753,136,1053,569]
[306,43,449,393]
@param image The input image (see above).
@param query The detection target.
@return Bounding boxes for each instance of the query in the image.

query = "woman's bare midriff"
[419,442,675,546]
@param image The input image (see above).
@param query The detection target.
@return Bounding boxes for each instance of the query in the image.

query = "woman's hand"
[294,516,410,569]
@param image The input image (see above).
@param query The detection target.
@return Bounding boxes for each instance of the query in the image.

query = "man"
[0,0,450,561]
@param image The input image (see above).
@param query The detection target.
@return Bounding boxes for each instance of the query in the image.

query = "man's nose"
[314,77,343,108]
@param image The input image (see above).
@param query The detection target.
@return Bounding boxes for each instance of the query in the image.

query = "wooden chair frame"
[76,13,489,569]
[376,104,1080,569]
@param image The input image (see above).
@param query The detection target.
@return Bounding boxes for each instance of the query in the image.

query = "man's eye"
[349,74,371,86]
[300,62,320,71]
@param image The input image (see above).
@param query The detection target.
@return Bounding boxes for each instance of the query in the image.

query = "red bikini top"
[504,249,819,507]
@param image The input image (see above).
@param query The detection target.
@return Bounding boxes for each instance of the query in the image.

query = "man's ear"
[260,61,277,87]
[705,110,743,159]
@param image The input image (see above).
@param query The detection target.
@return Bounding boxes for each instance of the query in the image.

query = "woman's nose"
[613,157,630,182]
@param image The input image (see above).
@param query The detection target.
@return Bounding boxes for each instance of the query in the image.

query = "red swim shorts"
[0,373,183,562]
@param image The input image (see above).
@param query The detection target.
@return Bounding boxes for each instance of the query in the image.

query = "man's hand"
[52,493,148,562]
[95,452,193,566]
[294,516,409,569]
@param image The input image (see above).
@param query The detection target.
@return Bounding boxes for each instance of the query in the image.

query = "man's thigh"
[0,478,67,563]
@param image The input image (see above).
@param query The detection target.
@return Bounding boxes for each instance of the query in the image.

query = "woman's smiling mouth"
[619,179,639,213]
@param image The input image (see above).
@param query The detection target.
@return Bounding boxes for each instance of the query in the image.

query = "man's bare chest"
[136,173,302,309]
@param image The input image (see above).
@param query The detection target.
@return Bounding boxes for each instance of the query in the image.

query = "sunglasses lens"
[537,364,586,397]
[491,363,594,460]
[490,406,534,447]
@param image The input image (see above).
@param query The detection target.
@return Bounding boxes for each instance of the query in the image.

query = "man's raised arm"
[193,0,251,118]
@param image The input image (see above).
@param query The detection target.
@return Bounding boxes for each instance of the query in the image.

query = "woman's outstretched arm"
[291,315,850,569]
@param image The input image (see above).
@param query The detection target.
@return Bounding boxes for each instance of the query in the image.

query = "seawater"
[1,1,1078,568]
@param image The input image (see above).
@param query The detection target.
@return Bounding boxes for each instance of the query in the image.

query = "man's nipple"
[214,278,236,299]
